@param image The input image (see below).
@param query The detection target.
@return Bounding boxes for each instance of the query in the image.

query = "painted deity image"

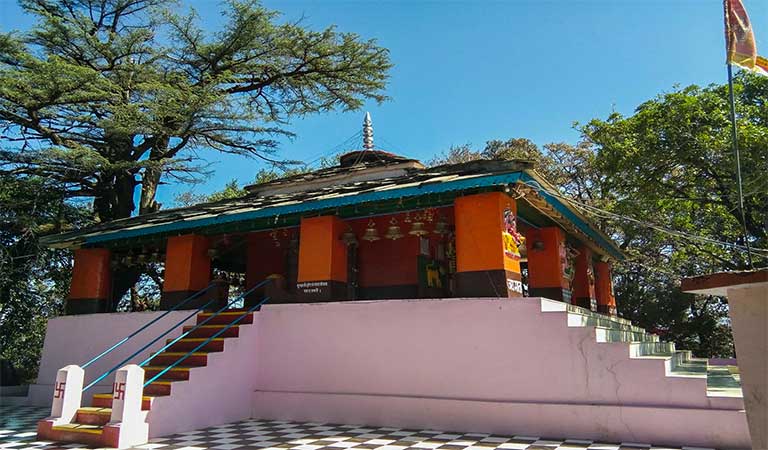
[502,207,525,260]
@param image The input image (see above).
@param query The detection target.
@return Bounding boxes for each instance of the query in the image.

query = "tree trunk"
[139,142,168,215]
[93,171,137,222]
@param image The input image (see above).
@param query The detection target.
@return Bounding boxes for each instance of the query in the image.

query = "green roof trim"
[85,172,525,245]
[61,166,622,260]
[519,172,623,260]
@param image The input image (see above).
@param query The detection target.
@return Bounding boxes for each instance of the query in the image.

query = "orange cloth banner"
[724,0,758,70]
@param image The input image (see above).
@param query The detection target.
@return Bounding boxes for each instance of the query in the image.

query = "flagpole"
[726,62,754,268]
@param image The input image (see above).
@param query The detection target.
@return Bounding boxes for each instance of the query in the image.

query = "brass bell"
[341,228,358,246]
[385,217,404,240]
[362,219,380,242]
[434,216,450,236]
[408,220,428,236]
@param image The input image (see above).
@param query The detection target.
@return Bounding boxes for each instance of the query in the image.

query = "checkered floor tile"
[0,404,710,450]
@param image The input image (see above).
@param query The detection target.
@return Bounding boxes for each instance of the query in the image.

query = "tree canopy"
[429,72,768,357]
[0,0,391,222]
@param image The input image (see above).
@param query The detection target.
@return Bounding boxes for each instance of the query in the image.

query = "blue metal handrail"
[137,279,271,370]
[83,294,219,391]
[142,296,270,386]
[82,284,216,369]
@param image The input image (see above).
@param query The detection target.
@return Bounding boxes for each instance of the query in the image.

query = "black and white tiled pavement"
[0,405,712,450]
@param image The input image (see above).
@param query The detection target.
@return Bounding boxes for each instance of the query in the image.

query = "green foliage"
[578,72,768,357]
[583,71,767,270]
[430,74,767,357]
[0,175,91,382]
[0,0,391,221]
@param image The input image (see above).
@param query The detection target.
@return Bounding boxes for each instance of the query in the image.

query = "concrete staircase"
[251,297,748,448]
[563,303,742,399]
[38,309,255,447]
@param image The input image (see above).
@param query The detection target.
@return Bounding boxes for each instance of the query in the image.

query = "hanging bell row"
[362,219,380,242]
[385,217,404,240]
[358,214,452,242]
[341,227,358,246]
[408,220,428,236]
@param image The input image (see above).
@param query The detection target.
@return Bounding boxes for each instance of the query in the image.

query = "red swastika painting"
[54,381,66,399]
[113,381,126,400]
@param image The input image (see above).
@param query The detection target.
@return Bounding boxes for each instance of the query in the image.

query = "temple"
[29,115,748,450]
[43,115,621,316]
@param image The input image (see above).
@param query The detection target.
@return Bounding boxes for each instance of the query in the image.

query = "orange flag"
[757,55,768,76]
[724,0,758,70]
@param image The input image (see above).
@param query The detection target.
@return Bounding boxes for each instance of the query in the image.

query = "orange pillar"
[454,191,523,297]
[297,216,348,301]
[161,234,212,310]
[572,245,597,311]
[526,227,571,302]
[67,248,112,314]
[595,260,617,315]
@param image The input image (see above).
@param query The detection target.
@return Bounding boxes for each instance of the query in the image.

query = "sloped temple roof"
[41,158,624,260]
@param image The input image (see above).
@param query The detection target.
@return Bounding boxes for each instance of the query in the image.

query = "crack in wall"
[606,358,639,442]
[576,332,592,397]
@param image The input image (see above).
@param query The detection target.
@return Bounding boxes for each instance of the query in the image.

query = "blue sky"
[1,0,766,207]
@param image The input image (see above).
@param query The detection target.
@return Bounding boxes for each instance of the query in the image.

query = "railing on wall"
[141,295,271,386]
[82,279,271,391]
[81,284,216,370]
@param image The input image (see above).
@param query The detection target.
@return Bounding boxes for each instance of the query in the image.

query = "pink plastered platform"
[29,297,750,449]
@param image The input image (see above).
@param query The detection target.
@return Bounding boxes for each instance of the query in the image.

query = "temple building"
[31,114,747,450]
[42,115,621,316]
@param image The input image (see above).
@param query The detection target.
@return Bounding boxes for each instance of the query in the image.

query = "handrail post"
[102,365,148,448]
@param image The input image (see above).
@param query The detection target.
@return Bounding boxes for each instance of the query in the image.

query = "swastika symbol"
[54,381,66,399]
[113,381,126,400]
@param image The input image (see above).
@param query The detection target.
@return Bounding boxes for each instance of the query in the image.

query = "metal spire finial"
[362,112,374,150]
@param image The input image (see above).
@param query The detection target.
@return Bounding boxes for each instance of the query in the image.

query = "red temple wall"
[246,229,296,284]
[347,207,454,289]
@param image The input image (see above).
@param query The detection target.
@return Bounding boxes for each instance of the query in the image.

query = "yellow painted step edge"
[155,352,208,356]
[198,311,251,316]
[166,338,225,343]
[52,424,103,435]
[77,407,111,415]
[93,393,153,400]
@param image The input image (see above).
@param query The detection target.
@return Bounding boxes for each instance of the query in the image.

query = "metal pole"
[726,63,754,268]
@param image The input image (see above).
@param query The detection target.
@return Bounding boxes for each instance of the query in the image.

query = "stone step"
[48,423,104,447]
[148,351,208,366]
[91,393,153,410]
[182,324,240,338]
[196,310,253,325]
[707,364,743,397]
[166,337,225,353]
[75,407,111,426]
[628,341,676,357]
[144,380,173,396]
[594,327,659,343]
[567,312,647,334]
[144,366,192,381]
[567,304,634,326]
